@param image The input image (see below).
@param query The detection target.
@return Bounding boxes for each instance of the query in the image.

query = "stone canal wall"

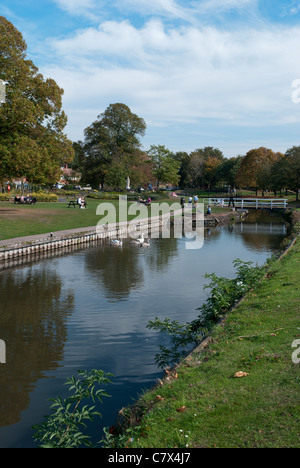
[0,213,171,263]
[0,209,248,264]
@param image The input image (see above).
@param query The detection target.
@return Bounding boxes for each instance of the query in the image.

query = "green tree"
[285,146,300,200]
[72,141,85,172]
[217,156,243,189]
[173,151,190,188]
[81,103,146,189]
[147,145,180,189]
[0,16,74,184]
[188,151,204,188]
[270,156,289,196]
[190,147,224,189]
[256,162,273,197]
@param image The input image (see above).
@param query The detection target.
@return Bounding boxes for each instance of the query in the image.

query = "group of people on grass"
[14,195,37,205]
[137,196,151,206]
[180,195,212,215]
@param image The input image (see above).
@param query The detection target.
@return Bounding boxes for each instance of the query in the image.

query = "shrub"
[0,192,58,202]
[32,369,112,448]
[0,194,11,201]
[31,192,58,202]
[147,259,268,368]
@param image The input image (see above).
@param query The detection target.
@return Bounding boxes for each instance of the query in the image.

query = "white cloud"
[118,0,194,21]
[52,0,101,19]
[290,3,300,15]
[197,0,255,9]
[52,0,258,24]
[42,14,300,154]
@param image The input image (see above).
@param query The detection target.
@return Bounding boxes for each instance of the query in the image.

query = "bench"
[68,200,87,208]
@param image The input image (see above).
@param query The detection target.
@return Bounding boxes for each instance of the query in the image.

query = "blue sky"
[1,0,300,157]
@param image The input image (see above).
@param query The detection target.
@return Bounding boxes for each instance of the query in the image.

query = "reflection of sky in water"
[0,214,288,447]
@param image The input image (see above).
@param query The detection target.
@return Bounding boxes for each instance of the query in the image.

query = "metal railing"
[205,198,288,209]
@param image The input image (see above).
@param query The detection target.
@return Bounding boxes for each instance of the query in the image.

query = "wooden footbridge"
[205,198,288,210]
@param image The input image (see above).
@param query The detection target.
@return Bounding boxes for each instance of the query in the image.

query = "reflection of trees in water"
[205,211,288,252]
[84,233,180,300]
[235,210,289,252]
[144,236,179,273]
[236,230,285,252]
[84,242,145,301]
[0,267,74,427]
[205,227,222,240]
[245,210,284,225]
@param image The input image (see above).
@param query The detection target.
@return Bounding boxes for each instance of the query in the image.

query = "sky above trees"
[1,0,300,157]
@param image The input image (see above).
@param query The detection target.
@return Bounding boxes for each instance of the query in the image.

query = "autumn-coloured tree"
[236,147,281,194]
[0,16,74,184]
[204,155,224,189]
[129,151,154,188]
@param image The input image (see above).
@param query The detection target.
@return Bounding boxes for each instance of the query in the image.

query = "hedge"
[31,193,58,202]
[0,194,10,201]
[0,192,58,202]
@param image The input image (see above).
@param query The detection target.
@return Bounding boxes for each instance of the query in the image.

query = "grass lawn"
[0,198,231,241]
[0,199,158,241]
[0,199,106,240]
[122,237,300,448]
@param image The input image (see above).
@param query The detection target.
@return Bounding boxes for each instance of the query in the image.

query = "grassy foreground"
[120,237,300,448]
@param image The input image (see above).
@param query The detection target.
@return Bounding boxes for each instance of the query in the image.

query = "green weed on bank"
[147,258,269,368]
[112,238,300,448]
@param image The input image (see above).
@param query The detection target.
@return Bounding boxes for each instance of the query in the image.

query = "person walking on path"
[228,190,235,208]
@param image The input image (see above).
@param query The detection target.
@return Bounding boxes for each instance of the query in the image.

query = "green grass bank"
[116,235,300,448]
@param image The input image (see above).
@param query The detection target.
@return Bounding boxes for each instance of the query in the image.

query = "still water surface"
[0,211,289,447]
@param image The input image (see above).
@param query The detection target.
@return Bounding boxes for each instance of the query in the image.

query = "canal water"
[0,210,290,447]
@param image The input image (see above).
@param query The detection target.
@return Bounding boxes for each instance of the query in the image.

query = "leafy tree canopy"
[81,103,147,189]
[285,146,300,200]
[0,16,74,184]
[236,147,281,190]
[147,144,180,188]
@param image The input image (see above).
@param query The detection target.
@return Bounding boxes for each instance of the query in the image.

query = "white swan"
[141,239,150,247]
[130,233,145,245]
[110,239,123,246]
[137,233,145,244]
